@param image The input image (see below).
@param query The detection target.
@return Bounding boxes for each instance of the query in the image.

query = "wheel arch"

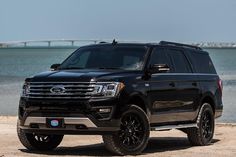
[200,93,216,114]
[126,93,151,118]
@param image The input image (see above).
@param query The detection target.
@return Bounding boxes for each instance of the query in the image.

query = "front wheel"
[103,105,150,155]
[17,120,63,151]
[187,103,215,146]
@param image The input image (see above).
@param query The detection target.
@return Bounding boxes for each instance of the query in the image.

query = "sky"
[0,0,236,43]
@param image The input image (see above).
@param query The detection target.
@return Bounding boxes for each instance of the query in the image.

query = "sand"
[0,116,236,157]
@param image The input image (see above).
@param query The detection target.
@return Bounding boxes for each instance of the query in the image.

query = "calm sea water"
[0,47,235,122]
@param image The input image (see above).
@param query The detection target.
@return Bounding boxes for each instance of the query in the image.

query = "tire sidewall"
[17,120,63,151]
[26,133,63,150]
[114,105,150,154]
[199,103,215,145]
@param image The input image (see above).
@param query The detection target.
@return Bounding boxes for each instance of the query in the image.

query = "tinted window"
[167,49,192,73]
[189,51,216,74]
[71,51,91,68]
[60,46,147,70]
[149,48,173,72]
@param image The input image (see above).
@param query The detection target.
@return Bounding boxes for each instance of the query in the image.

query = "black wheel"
[187,103,215,146]
[103,105,150,155]
[17,120,63,151]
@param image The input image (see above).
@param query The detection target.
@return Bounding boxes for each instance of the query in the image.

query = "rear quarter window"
[188,51,216,74]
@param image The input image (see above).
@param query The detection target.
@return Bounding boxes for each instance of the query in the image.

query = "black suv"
[17,41,223,155]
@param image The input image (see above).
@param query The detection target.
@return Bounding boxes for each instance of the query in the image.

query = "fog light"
[98,108,111,113]
[30,123,39,128]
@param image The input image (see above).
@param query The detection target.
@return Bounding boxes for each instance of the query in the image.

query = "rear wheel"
[17,121,63,151]
[103,105,150,155]
[187,103,215,146]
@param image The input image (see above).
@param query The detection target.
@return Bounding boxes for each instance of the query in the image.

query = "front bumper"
[19,116,119,135]
[18,97,122,135]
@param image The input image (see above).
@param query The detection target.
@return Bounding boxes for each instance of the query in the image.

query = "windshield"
[60,46,147,70]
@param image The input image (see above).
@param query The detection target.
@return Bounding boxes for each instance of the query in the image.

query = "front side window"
[60,46,147,70]
[148,48,173,72]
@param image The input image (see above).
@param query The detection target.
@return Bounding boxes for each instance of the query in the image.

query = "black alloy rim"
[119,113,145,149]
[202,111,213,139]
[33,134,51,143]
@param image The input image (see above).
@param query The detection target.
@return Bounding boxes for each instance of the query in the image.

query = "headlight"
[21,81,30,97]
[92,82,125,98]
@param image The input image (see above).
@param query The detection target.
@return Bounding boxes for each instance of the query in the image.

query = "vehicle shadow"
[145,137,219,154]
[19,137,220,156]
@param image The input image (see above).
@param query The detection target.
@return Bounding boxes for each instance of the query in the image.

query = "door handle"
[169,82,175,87]
[192,82,197,86]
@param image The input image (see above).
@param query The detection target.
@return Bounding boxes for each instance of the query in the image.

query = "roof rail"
[159,41,202,50]
[99,41,109,44]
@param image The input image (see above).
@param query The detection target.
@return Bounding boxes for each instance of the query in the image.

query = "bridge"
[0,39,236,48]
[0,39,108,48]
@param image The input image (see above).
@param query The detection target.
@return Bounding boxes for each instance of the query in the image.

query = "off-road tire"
[187,103,215,146]
[103,105,150,155]
[17,120,63,151]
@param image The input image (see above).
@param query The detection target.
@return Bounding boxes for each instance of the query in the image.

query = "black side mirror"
[149,64,170,74]
[50,64,61,71]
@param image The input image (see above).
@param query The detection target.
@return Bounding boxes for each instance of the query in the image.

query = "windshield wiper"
[97,67,122,70]
[61,67,84,70]
[61,67,121,70]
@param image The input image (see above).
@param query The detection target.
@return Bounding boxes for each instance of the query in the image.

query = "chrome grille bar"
[28,82,95,99]
[29,88,94,92]
[30,85,94,88]
[28,96,91,99]
[29,92,92,95]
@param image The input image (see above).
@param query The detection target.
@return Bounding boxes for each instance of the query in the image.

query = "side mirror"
[149,64,170,74]
[50,64,61,71]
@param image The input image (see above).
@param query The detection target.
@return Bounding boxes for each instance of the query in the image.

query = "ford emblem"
[50,85,66,94]
[51,120,59,127]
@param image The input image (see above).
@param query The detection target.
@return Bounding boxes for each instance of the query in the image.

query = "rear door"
[165,48,201,122]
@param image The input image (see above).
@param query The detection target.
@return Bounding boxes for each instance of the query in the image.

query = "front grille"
[28,82,95,99]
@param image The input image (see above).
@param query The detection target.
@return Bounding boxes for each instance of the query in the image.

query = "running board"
[151,123,198,131]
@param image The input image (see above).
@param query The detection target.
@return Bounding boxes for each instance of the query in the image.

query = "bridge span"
[1,39,236,48]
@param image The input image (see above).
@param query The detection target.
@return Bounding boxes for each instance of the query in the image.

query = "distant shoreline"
[0,46,236,49]
[1,39,236,49]
[0,46,79,49]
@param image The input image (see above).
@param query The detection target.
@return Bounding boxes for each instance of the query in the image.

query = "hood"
[28,69,142,82]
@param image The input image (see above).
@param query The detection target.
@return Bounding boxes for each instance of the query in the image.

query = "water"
[207,49,236,122]
[0,47,235,122]
[0,47,76,115]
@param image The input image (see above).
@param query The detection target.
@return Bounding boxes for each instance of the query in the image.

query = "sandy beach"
[0,116,235,157]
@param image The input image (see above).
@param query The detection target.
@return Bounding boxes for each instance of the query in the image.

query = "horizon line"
[1,39,236,48]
